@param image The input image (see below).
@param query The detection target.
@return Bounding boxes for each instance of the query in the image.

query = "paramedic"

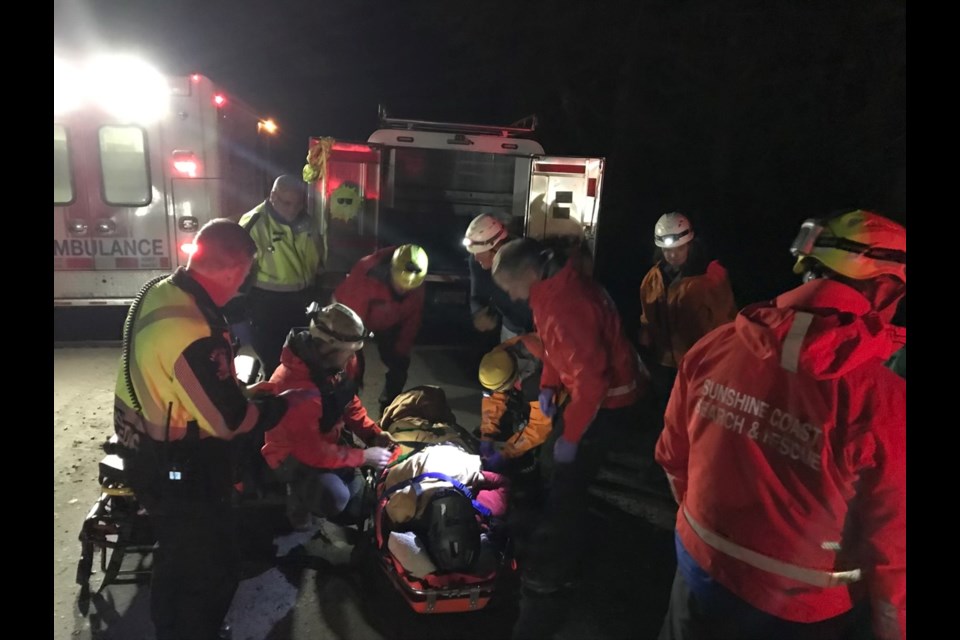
[237,174,323,378]
[113,218,319,640]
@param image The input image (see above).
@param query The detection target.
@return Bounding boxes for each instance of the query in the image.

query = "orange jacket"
[639,259,737,367]
[479,333,552,457]
[480,392,552,458]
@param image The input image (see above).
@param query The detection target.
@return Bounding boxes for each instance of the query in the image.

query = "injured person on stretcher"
[372,386,514,613]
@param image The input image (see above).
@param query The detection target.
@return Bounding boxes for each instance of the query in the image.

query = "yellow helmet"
[478,348,518,392]
[790,210,906,283]
[390,244,429,292]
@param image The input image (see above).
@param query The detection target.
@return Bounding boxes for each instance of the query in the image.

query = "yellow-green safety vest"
[239,202,323,293]
[114,272,259,445]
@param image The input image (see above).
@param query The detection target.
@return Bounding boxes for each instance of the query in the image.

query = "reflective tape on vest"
[684,507,862,588]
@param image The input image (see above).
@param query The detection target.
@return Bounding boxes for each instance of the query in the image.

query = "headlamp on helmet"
[654,212,695,249]
[306,301,368,352]
[463,214,509,255]
[789,210,906,283]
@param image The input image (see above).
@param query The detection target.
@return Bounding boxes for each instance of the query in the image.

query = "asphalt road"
[54,342,678,640]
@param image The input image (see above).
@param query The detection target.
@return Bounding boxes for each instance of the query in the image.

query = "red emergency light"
[213,93,226,107]
[171,150,199,178]
[180,241,198,256]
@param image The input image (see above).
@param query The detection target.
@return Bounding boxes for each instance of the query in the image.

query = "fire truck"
[305,108,605,333]
[54,54,270,339]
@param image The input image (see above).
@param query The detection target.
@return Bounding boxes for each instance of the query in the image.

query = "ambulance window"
[54,124,74,205]
[99,126,152,207]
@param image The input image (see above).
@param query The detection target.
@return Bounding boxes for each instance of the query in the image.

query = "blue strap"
[382,471,492,517]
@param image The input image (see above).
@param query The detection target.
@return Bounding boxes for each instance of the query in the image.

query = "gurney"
[366,387,515,614]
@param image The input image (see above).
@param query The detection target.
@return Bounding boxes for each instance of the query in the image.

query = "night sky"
[54,0,906,329]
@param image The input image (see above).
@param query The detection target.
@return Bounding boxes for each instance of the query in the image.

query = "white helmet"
[463,214,508,254]
[654,212,694,248]
[306,302,367,351]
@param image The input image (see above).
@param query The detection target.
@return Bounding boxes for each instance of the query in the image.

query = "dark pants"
[126,438,239,640]
[648,361,678,415]
[659,568,874,640]
[274,457,364,519]
[512,403,635,640]
[364,326,410,413]
[247,287,315,379]
[151,510,239,640]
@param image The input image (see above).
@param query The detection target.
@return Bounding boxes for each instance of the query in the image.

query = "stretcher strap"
[382,472,492,517]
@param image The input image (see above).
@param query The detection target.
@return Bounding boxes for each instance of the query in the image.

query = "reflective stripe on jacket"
[113,269,261,442]
[239,201,322,292]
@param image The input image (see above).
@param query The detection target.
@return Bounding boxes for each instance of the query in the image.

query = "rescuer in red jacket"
[262,302,395,529]
[492,237,646,640]
[333,244,428,414]
[655,210,906,640]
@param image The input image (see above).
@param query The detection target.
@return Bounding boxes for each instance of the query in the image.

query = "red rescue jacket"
[262,343,382,470]
[528,260,644,444]
[656,278,905,637]
[333,247,425,357]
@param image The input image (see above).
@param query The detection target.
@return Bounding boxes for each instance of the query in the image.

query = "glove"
[483,451,505,472]
[553,437,578,464]
[362,447,392,470]
[374,431,397,448]
[479,440,497,458]
[539,388,557,418]
[479,440,504,471]
[472,307,499,333]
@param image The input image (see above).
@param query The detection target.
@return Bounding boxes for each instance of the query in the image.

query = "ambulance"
[54,54,270,338]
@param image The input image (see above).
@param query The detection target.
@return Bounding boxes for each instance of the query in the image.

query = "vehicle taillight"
[172,150,199,178]
[180,242,198,256]
[213,94,226,107]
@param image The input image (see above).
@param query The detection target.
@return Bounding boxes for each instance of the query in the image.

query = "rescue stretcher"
[366,451,516,614]
[361,385,520,614]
